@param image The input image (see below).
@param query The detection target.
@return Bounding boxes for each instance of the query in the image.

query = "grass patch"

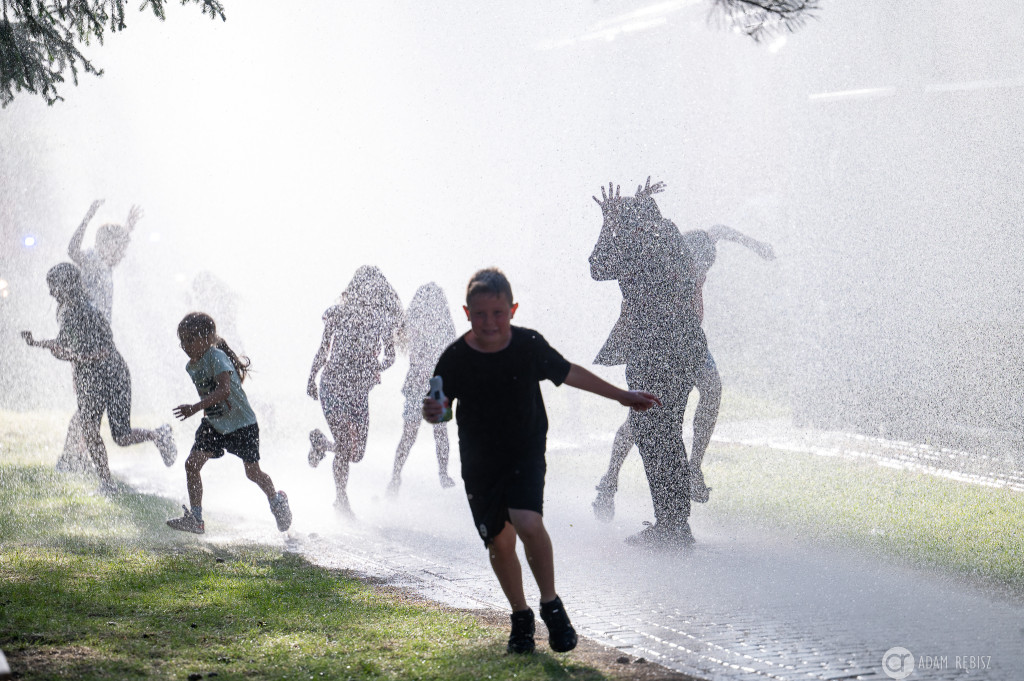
[0,412,631,681]
[707,444,1024,593]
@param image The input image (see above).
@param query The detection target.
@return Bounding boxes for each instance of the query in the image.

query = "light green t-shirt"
[185,346,257,434]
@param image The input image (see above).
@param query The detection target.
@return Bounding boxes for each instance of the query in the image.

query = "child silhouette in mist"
[166,312,291,535]
[59,199,146,472]
[21,263,176,494]
[387,282,457,495]
[307,265,403,515]
[422,268,659,655]
[592,213,776,519]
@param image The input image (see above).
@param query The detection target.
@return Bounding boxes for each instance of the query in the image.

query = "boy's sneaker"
[507,608,536,654]
[155,424,177,467]
[592,484,615,523]
[539,596,577,653]
[625,520,695,549]
[167,505,205,534]
[270,491,292,532]
[308,429,328,468]
[688,471,712,501]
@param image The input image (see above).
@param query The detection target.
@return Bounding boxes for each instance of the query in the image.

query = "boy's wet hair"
[46,262,84,294]
[466,268,513,306]
[177,311,251,382]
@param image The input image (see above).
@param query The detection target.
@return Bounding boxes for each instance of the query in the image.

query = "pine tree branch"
[709,0,819,42]
[1,0,225,106]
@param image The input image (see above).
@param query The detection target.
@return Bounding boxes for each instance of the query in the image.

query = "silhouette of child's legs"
[105,373,160,448]
[389,419,454,494]
[388,419,420,493]
[57,410,91,473]
[594,350,721,518]
[689,353,721,502]
[321,385,370,513]
[432,423,453,486]
[592,420,633,521]
[78,404,112,487]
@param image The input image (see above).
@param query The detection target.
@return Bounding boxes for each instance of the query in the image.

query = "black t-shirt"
[433,326,572,475]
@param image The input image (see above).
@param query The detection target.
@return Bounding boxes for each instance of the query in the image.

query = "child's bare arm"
[68,200,104,263]
[175,371,231,420]
[563,364,660,411]
[307,325,333,399]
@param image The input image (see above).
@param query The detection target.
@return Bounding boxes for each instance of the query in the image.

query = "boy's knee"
[509,510,545,537]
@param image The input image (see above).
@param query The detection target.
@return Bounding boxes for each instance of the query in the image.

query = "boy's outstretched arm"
[563,364,660,411]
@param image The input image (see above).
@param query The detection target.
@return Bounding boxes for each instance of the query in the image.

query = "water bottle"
[429,376,453,423]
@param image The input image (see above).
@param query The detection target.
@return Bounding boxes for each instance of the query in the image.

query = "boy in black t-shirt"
[423,268,659,655]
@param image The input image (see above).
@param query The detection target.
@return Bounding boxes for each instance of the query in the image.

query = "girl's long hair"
[177,311,251,382]
[397,282,455,353]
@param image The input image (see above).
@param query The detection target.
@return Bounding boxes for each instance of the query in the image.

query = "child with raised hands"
[166,312,291,534]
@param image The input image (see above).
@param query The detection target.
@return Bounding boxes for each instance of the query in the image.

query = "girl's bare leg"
[185,449,213,508]
[388,420,420,493]
[433,423,454,487]
[243,460,277,501]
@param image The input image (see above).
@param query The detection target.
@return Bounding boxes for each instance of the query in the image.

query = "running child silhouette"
[166,312,291,534]
[387,282,458,495]
[422,268,659,654]
[21,263,176,494]
[60,199,145,472]
[307,265,403,515]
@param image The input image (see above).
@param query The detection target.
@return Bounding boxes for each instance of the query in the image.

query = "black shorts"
[463,455,546,547]
[193,420,260,463]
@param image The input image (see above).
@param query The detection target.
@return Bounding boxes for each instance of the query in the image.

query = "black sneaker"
[507,609,536,654]
[539,596,577,653]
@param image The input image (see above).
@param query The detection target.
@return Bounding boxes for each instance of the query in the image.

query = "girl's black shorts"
[194,420,260,463]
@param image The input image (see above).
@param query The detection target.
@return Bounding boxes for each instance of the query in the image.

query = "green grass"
[706,444,1024,593]
[0,411,622,681]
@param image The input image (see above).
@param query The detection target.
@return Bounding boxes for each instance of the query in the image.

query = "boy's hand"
[307,377,319,400]
[619,390,661,412]
[173,403,199,421]
[422,397,443,423]
[20,331,35,346]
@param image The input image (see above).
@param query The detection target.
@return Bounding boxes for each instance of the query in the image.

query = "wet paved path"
[117,419,1024,681]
